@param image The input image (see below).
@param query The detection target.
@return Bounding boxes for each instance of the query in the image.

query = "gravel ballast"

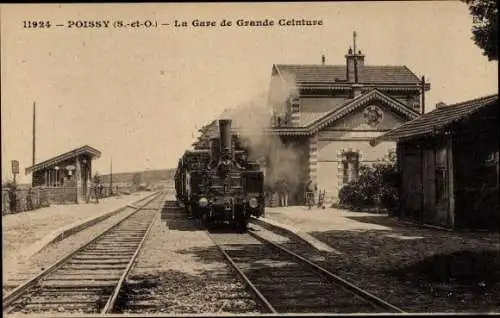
[2,192,152,281]
[2,193,162,295]
[263,208,500,313]
[119,208,260,314]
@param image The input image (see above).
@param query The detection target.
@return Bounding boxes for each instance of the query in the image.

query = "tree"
[462,0,498,61]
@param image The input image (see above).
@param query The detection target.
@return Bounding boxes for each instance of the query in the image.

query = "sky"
[1,2,498,183]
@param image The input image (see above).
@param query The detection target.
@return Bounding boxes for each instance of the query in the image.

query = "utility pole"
[32,102,36,165]
[110,157,113,195]
[421,76,426,114]
[353,31,358,83]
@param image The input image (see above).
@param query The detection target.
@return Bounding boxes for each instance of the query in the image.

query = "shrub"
[339,162,400,214]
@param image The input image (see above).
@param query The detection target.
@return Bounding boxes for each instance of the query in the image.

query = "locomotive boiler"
[174,119,265,231]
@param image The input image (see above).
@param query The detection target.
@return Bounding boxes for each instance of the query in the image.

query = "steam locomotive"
[174,119,265,231]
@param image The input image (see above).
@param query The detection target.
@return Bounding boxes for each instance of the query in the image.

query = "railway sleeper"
[54,269,124,275]
[33,286,109,292]
[123,300,165,307]
[100,232,146,237]
[97,238,143,243]
[244,270,316,279]
[60,264,128,270]
[17,298,101,305]
[46,276,121,281]
[273,303,376,314]
[78,252,135,256]
[259,289,350,299]
[97,240,143,244]
[255,281,329,292]
[265,294,371,307]
[92,243,139,247]
[249,275,321,284]
[235,261,302,270]
[17,302,100,312]
[68,259,131,265]
[81,249,136,254]
[71,256,133,261]
[39,280,118,288]
[85,246,136,250]
[121,303,166,311]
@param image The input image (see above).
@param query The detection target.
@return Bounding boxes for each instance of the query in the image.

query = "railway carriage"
[174,119,265,231]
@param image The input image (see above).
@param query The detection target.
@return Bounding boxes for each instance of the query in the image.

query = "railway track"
[208,227,405,314]
[3,192,166,315]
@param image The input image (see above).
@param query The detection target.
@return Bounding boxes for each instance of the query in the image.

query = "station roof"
[273,64,426,86]
[25,145,101,175]
[371,94,498,145]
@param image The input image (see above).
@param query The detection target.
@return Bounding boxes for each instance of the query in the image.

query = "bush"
[339,163,400,214]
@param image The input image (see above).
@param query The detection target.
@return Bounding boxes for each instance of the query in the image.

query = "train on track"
[174,119,265,231]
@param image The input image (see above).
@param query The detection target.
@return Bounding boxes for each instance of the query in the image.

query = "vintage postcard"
[1,2,498,316]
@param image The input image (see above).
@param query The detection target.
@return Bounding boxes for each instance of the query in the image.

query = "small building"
[371,94,499,230]
[25,145,101,204]
[262,38,429,205]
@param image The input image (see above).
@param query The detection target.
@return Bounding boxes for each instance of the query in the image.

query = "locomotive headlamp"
[198,197,209,208]
[248,197,259,209]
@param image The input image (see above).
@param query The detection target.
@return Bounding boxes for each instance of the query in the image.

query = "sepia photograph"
[1,1,498,316]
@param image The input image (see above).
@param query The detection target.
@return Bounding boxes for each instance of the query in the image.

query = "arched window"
[342,151,360,184]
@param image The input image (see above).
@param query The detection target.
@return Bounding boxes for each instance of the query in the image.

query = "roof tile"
[275,64,420,84]
[376,94,499,141]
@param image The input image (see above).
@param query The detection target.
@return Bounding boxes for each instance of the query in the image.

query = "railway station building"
[192,38,431,207]
[25,145,101,204]
[262,43,429,205]
[371,94,499,230]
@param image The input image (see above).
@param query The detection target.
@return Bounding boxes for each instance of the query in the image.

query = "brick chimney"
[345,32,365,83]
[345,49,365,83]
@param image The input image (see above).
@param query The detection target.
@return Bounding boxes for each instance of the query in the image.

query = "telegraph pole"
[421,76,426,114]
[353,31,358,83]
[110,157,113,195]
[32,102,36,165]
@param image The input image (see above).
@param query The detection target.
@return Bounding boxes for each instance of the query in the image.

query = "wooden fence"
[2,187,50,215]
[2,185,137,216]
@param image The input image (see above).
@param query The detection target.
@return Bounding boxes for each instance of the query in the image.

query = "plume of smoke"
[221,71,304,195]
[268,71,300,119]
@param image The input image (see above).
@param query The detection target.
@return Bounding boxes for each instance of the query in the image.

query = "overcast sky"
[1,2,498,183]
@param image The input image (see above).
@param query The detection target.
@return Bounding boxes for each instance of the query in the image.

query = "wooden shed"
[371,94,499,230]
[25,145,101,204]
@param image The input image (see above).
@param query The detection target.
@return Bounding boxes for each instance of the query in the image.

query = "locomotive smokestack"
[219,119,232,153]
[210,138,220,162]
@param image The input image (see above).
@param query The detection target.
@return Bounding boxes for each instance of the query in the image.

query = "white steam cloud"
[220,72,304,194]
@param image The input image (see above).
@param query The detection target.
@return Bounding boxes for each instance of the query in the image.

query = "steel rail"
[101,208,158,313]
[248,229,405,313]
[206,232,278,314]
[2,191,162,309]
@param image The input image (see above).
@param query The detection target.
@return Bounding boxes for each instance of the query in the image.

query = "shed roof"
[25,145,101,175]
[371,94,499,144]
[274,64,422,85]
